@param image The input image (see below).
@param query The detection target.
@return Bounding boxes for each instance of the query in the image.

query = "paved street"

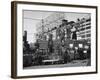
[24,59,90,69]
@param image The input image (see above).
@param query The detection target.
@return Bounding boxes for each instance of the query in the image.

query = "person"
[77,48,84,60]
[56,27,61,39]
[62,48,70,63]
[87,46,91,66]
[34,39,39,52]
[66,25,71,39]
[48,33,54,53]
[72,31,77,40]
[37,55,43,65]
[60,29,65,43]
[71,26,77,40]
[87,46,91,58]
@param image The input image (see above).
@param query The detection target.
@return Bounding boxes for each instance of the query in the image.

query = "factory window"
[81,35,85,38]
[86,18,91,22]
[77,32,85,35]
[86,30,91,33]
[81,28,85,31]
[81,24,85,27]
[86,26,91,29]
[86,23,91,26]
[80,32,85,34]
[86,34,91,37]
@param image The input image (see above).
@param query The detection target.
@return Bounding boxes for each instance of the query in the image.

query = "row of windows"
[78,26,91,31]
[78,18,91,24]
[77,30,91,35]
[81,34,91,38]
[86,26,91,29]
[80,23,91,27]
[76,21,91,28]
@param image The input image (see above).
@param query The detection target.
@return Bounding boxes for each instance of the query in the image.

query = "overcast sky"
[23,10,90,43]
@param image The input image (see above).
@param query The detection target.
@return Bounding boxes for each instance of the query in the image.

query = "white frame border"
[16,3,97,77]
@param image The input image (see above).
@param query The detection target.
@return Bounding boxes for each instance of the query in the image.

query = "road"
[24,59,90,69]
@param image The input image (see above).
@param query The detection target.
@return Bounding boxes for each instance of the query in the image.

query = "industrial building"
[76,17,91,43]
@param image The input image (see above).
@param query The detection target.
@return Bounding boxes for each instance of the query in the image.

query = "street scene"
[23,10,91,69]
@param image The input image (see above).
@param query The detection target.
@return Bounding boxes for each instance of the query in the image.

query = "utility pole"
[41,19,45,40]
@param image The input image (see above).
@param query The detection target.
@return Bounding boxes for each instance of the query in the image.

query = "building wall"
[77,18,91,43]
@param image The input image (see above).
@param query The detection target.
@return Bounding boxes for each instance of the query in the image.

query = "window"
[86,34,91,37]
[86,26,91,29]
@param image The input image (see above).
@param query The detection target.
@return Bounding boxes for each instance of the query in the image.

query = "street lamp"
[84,45,89,49]
[78,44,83,48]
[69,44,73,48]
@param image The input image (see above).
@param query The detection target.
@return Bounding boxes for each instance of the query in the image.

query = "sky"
[23,10,90,43]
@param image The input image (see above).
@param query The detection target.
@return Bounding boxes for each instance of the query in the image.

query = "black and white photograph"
[11,1,97,78]
[23,11,91,69]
